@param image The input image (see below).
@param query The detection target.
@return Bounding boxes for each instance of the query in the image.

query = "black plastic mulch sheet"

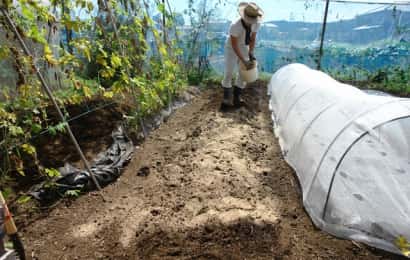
[30,126,133,203]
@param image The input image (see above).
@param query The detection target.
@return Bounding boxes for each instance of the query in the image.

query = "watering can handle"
[249,52,256,61]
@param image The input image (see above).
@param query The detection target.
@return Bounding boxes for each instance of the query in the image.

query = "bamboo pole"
[161,0,173,110]
[162,0,167,44]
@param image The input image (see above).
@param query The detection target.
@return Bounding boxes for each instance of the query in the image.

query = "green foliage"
[44,168,60,178]
[17,195,32,204]
[64,189,81,198]
[259,72,273,82]
[0,0,186,193]
[47,122,68,136]
[327,66,410,96]
[187,68,209,85]
[1,188,12,200]
[396,235,410,257]
[182,0,224,76]
[188,67,219,86]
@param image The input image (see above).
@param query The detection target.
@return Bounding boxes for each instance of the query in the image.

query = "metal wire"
[1,101,119,154]
[0,73,123,152]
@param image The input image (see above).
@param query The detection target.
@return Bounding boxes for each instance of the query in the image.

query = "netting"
[180,0,409,89]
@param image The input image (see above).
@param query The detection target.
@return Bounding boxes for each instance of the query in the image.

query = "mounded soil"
[21,82,403,259]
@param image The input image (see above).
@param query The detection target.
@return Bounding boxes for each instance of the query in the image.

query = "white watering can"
[239,60,258,83]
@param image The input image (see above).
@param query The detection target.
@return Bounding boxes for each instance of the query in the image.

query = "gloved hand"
[244,60,255,70]
[249,52,256,61]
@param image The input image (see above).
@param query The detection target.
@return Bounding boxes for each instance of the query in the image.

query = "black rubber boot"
[220,87,233,111]
[233,86,245,108]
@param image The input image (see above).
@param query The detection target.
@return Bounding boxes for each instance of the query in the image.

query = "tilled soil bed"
[22,82,402,259]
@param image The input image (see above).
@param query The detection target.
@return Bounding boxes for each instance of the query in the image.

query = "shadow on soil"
[134,218,283,260]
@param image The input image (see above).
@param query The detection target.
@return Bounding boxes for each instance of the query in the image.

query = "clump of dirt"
[137,166,150,177]
[21,81,402,259]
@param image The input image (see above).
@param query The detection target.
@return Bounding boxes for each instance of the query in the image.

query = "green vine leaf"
[103,91,114,98]
[55,122,68,133]
[1,188,12,200]
[65,189,81,197]
[395,236,410,257]
[21,143,36,155]
[31,123,42,134]
[45,168,61,178]
[9,125,24,136]
[17,195,31,204]
[111,54,122,68]
[44,45,58,65]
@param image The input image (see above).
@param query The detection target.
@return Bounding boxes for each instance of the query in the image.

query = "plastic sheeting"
[29,89,199,204]
[30,126,133,203]
[268,63,410,255]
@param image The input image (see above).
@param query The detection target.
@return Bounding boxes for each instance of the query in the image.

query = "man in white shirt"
[221,2,263,110]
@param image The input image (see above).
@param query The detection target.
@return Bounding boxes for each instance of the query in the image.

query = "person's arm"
[249,32,257,60]
[230,35,247,64]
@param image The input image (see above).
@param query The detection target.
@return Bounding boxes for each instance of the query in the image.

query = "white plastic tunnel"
[267,63,410,255]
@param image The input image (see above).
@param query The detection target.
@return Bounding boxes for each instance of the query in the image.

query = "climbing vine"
[0,0,185,193]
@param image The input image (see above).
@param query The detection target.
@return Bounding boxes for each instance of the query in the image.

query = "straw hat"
[238,2,264,24]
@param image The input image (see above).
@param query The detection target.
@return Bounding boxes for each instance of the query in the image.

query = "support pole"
[1,8,105,199]
[317,0,330,71]
[165,0,180,43]
[161,0,173,110]
[162,0,167,44]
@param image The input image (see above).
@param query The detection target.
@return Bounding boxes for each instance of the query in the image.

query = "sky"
[168,0,410,23]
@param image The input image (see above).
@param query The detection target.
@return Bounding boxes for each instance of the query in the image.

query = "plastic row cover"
[268,63,410,255]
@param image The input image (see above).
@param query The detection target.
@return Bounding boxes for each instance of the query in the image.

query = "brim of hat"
[238,5,263,24]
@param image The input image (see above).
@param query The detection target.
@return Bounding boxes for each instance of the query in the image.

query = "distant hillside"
[258,9,410,45]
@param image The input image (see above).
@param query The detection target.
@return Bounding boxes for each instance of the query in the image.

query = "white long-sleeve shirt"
[225,18,261,49]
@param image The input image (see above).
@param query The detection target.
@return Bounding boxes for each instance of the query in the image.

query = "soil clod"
[137,166,150,177]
